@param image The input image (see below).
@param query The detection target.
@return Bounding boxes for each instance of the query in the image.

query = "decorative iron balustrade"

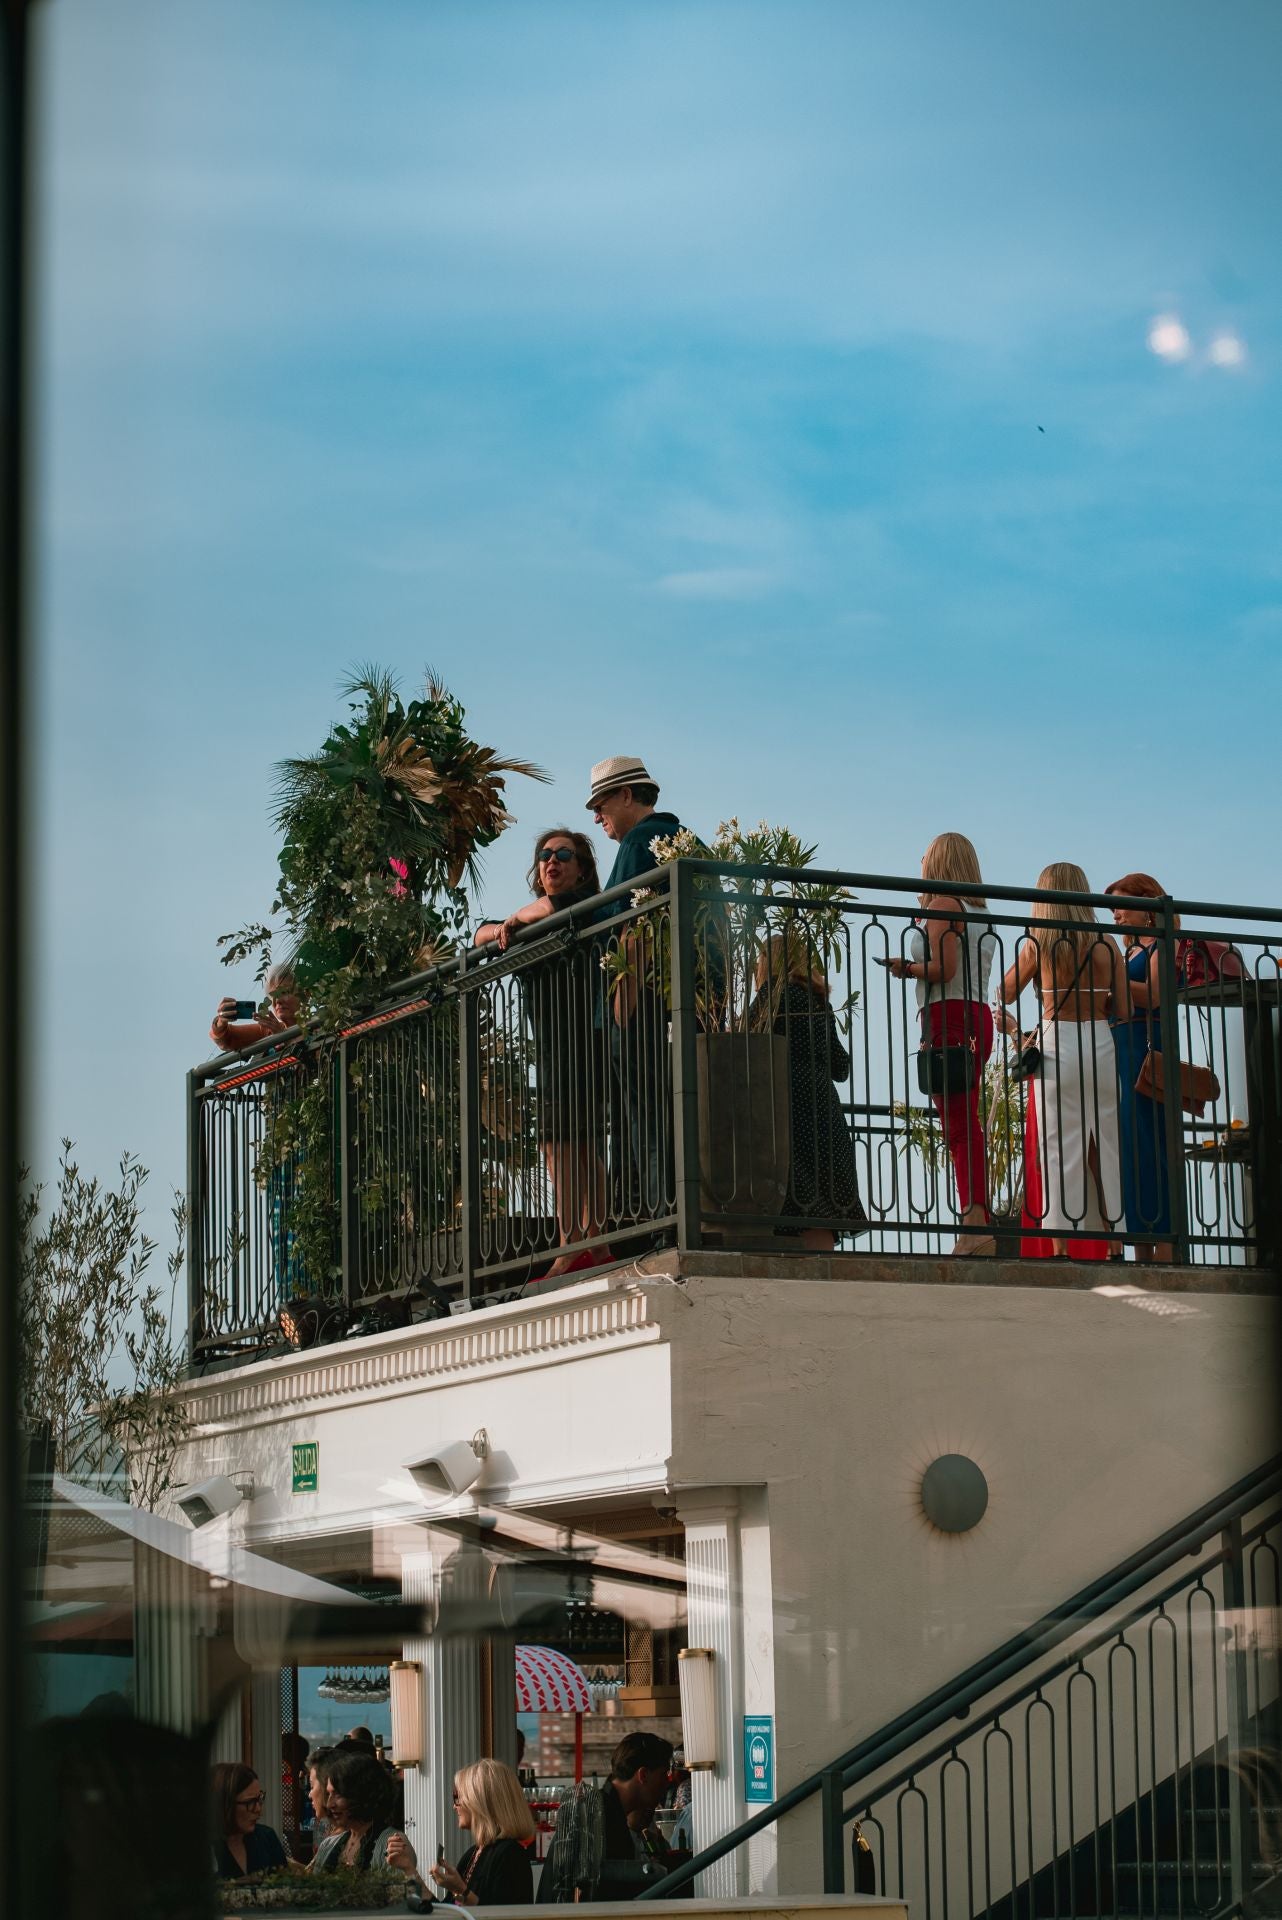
[187,864,1282,1365]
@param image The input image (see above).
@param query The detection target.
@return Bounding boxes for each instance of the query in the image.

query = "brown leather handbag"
[1135,1051,1220,1116]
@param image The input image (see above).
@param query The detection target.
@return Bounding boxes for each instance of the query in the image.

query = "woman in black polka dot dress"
[750,930,866,1250]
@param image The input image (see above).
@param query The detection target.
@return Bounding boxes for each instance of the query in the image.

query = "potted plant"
[604,820,857,1230]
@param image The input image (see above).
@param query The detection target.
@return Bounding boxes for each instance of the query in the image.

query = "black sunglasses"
[537,846,577,865]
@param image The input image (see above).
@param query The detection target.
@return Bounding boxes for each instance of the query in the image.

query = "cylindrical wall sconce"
[677,1647,718,1770]
[389,1659,424,1767]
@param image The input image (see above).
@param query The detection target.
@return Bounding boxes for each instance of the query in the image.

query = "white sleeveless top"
[910,914,997,1011]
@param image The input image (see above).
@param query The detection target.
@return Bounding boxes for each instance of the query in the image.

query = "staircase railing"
[640,1457,1282,1915]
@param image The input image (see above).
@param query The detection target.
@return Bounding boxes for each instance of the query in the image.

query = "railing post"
[669,861,703,1252]
[185,1068,203,1362]
[458,977,481,1305]
[337,1038,356,1312]
[1222,1516,1251,1911]
[821,1764,846,1893]
[1155,897,1191,1264]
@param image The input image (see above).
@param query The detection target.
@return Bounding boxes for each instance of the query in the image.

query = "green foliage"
[216,1866,407,1912]
[18,1142,190,1508]
[604,816,857,1033]
[217,669,548,1297]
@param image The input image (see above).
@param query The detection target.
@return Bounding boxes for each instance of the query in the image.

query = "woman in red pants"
[888,833,997,1255]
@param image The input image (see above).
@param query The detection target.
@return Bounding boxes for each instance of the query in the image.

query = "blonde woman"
[421,1758,535,1906]
[1001,862,1131,1256]
[750,926,866,1251]
[886,833,998,1255]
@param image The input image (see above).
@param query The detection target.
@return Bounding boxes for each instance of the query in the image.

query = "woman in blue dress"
[1106,873,1173,1263]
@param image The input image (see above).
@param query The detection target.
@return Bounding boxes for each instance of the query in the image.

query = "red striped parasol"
[514,1644,592,1714]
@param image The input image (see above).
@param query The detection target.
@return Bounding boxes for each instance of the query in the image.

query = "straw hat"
[584,755,659,810]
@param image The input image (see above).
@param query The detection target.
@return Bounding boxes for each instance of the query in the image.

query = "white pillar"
[401,1543,485,1865]
[739,1488,777,1895]
[251,1668,283,1836]
[134,1540,207,1733]
[677,1490,746,1898]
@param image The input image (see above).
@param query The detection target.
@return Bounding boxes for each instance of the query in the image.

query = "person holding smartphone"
[390,1760,534,1906]
[210,961,300,1052]
[885,833,998,1256]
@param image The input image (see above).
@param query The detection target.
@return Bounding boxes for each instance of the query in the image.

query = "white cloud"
[1147,313,1191,362]
[655,568,776,602]
[1207,330,1247,369]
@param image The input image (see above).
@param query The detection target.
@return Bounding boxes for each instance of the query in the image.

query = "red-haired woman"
[1104,873,1174,1262]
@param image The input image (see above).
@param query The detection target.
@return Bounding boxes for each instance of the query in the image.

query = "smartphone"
[871,956,891,968]
[234,1000,258,1019]
[436,1844,446,1866]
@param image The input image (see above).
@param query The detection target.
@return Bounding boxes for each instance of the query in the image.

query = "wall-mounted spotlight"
[404,1429,489,1502]
[677,1647,718,1770]
[176,1471,255,1529]
[389,1660,424,1767]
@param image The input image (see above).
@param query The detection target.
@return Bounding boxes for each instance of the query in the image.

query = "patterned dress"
[751,978,866,1227]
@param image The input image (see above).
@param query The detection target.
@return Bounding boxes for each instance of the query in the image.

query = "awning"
[514,1644,591,1714]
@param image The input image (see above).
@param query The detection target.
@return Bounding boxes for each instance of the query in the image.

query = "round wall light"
[921,1454,989,1533]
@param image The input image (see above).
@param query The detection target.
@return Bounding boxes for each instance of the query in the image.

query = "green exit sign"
[292,1442,318,1494]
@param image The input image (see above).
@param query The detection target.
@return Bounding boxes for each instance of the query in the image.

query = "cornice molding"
[179,1278,660,1433]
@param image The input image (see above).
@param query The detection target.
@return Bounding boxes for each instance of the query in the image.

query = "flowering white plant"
[606,816,857,1033]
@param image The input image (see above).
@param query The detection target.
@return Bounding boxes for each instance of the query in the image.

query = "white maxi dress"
[1034,1012,1124,1238]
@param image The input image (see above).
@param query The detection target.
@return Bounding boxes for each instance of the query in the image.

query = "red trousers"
[926,999,994,1217]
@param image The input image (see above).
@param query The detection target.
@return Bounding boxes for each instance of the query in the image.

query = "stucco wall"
[169,1261,1277,1894]
[652,1266,1279,1886]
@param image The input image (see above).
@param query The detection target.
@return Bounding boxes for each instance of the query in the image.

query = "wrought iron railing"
[638,1458,1282,1917]
[187,865,1281,1363]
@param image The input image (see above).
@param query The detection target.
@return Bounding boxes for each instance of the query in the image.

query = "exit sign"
[292,1442,318,1493]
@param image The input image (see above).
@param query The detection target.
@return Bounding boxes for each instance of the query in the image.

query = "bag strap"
[1040,936,1097,1029]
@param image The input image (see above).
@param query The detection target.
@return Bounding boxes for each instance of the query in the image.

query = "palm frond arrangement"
[217,668,548,1298]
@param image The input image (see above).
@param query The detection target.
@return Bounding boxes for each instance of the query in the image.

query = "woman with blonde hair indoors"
[1001,863,1131,1257]
[887,832,998,1255]
[396,1758,535,1906]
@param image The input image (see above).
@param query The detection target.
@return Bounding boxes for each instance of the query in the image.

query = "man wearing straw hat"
[585,756,689,1222]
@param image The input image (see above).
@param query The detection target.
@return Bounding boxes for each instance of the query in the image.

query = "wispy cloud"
[655,568,777,602]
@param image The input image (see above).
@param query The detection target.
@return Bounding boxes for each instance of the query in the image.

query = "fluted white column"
[677,1491,746,1898]
[251,1667,284,1834]
[401,1543,485,1866]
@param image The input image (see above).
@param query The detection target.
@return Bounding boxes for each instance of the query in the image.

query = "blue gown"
[1111,945,1171,1238]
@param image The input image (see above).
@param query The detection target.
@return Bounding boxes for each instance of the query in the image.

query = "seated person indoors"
[211,1763,288,1881]
[396,1758,535,1906]
[312,1751,414,1875]
[538,1731,686,1902]
[210,962,299,1051]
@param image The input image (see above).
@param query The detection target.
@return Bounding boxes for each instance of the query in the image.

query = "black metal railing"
[638,1458,1282,1917]
[187,865,1282,1362]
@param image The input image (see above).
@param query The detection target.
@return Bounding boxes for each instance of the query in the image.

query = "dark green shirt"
[600,811,685,903]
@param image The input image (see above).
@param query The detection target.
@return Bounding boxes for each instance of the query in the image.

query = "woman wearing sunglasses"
[210,1763,289,1880]
[476,828,610,1277]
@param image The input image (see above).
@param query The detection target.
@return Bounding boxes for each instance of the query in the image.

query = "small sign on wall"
[292,1442,318,1493]
[743,1715,774,1803]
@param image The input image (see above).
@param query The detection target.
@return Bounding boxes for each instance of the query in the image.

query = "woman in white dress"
[1001,863,1131,1256]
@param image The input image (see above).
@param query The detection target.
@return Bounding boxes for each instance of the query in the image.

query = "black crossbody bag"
[915,918,980,1097]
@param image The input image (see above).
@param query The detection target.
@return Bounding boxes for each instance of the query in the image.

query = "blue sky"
[28,0,1281,1254]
